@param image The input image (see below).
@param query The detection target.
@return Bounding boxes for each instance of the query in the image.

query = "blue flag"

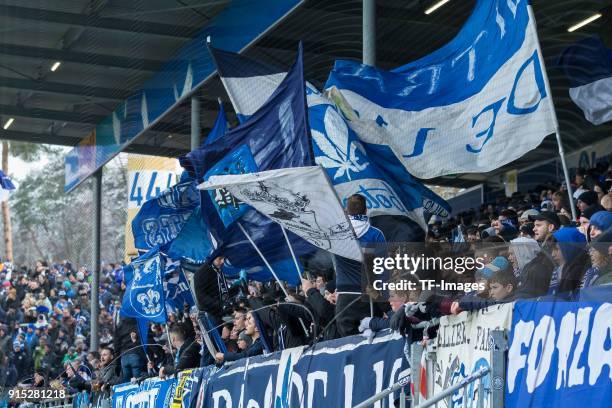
[209,45,450,228]
[325,0,555,180]
[222,258,302,286]
[0,170,15,190]
[121,248,167,324]
[557,35,612,125]
[164,265,195,312]
[132,180,199,250]
[203,100,229,146]
[180,44,316,269]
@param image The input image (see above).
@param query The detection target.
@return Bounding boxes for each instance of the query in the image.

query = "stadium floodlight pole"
[237,222,290,299]
[191,96,201,151]
[528,5,578,220]
[363,0,376,66]
[91,168,102,352]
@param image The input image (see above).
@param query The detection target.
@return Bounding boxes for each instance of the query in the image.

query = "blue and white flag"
[209,46,450,227]
[201,166,363,261]
[325,0,555,179]
[180,44,316,269]
[164,265,195,312]
[132,180,199,250]
[558,35,612,125]
[121,248,167,324]
[164,206,215,264]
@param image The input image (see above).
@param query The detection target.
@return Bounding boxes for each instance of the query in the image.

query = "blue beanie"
[553,227,587,264]
[590,211,612,232]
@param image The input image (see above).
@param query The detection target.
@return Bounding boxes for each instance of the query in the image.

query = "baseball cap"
[519,209,540,222]
[476,256,511,279]
[529,211,561,228]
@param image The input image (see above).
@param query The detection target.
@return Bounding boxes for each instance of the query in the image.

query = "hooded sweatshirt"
[548,227,587,295]
[335,215,386,294]
[510,237,540,277]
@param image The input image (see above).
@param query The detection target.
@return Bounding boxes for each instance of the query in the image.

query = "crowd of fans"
[0,163,610,403]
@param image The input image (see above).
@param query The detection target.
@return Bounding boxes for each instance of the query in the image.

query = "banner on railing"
[112,377,176,408]
[506,288,612,407]
[433,303,513,407]
[203,331,409,408]
[111,332,408,408]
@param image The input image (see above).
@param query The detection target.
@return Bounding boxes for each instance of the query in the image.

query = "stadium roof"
[0,0,611,187]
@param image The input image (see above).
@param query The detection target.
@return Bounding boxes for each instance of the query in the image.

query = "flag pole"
[165,323,175,363]
[278,225,311,338]
[280,225,309,281]
[528,5,578,220]
[237,222,290,298]
[183,269,219,358]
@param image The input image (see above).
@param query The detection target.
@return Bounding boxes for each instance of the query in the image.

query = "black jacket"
[113,317,146,360]
[193,263,225,323]
[248,298,310,350]
[305,288,340,341]
[0,363,17,387]
[164,338,201,376]
[515,250,555,298]
[223,337,264,362]
[10,351,32,381]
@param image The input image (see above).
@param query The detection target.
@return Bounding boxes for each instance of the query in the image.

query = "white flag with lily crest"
[199,166,363,262]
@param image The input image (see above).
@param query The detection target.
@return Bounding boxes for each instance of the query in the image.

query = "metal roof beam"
[0,43,164,71]
[0,129,189,156]
[0,76,129,100]
[0,104,105,124]
[0,5,199,39]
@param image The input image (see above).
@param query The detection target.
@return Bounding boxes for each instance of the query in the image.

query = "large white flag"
[199,166,363,262]
[325,0,555,179]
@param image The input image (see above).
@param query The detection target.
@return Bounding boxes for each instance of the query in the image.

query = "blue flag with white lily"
[121,247,167,343]
[208,46,450,228]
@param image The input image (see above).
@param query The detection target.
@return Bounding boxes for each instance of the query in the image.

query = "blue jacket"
[335,217,386,293]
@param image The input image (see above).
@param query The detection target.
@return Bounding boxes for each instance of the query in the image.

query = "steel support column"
[191,96,201,151]
[90,169,102,352]
[363,0,376,66]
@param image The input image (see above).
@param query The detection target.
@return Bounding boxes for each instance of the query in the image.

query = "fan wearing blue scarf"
[334,194,387,337]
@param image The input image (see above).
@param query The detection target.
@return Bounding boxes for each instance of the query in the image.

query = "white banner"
[199,166,363,262]
[433,303,514,407]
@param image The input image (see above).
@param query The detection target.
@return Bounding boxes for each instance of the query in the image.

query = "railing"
[353,375,411,408]
[415,366,490,408]
[353,329,508,408]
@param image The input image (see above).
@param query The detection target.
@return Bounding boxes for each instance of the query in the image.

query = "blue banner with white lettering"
[506,287,612,407]
[112,376,176,408]
[202,331,409,407]
[325,0,555,179]
[112,332,408,408]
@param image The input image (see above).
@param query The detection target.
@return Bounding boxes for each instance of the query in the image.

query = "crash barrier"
[37,391,88,408]
[105,285,611,408]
